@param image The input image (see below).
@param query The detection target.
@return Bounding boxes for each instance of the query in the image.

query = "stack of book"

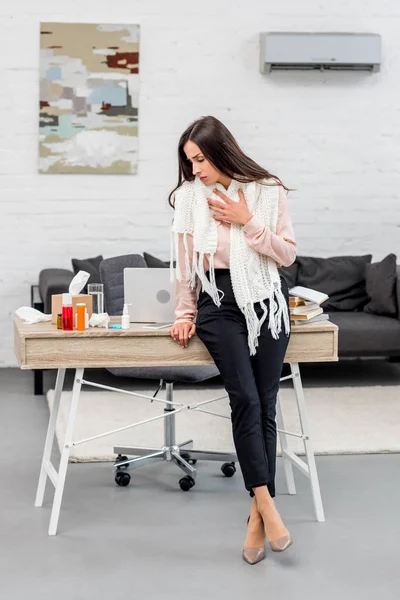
[288,285,329,325]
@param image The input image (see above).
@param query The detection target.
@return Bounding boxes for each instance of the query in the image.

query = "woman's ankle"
[249,497,262,520]
[253,485,274,508]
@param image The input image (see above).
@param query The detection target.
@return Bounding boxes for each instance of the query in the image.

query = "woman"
[169,116,296,565]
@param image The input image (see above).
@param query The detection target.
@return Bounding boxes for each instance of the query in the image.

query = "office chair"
[99,254,237,491]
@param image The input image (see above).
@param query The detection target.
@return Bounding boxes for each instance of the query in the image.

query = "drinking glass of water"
[88,283,104,314]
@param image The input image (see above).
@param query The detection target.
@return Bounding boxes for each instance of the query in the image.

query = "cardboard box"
[51,294,93,325]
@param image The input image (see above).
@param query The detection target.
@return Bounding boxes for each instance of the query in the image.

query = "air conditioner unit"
[260,32,381,73]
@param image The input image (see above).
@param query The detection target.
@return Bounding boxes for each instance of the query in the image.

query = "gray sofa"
[33,253,400,394]
[281,254,400,359]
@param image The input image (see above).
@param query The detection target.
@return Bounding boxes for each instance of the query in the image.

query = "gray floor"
[1,363,400,600]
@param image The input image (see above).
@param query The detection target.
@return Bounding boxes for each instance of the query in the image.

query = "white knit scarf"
[170,175,290,355]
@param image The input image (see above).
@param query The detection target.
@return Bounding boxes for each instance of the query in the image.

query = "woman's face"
[183,140,221,186]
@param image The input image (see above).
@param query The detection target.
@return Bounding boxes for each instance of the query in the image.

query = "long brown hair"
[168,115,291,208]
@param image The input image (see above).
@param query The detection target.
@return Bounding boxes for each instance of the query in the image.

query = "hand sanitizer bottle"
[121,303,131,329]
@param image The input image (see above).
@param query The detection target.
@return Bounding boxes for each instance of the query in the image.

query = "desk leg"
[35,368,66,507]
[291,363,325,523]
[276,392,296,495]
[48,368,84,536]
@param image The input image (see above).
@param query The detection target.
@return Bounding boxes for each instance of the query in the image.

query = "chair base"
[113,440,237,480]
[112,381,236,486]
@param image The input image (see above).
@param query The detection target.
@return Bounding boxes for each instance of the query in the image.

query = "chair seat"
[108,365,220,383]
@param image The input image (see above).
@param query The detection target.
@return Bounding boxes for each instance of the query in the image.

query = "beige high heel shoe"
[258,501,293,552]
[269,534,293,553]
[242,516,266,565]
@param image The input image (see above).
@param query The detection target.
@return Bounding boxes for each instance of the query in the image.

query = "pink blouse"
[175,185,296,323]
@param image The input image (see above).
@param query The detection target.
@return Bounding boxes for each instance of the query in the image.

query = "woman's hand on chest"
[207,188,253,226]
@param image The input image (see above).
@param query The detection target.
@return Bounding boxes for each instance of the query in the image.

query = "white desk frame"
[14,318,338,535]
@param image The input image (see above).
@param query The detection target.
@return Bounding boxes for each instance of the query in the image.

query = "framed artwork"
[39,23,140,174]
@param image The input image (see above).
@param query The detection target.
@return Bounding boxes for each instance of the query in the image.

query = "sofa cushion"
[143,252,176,268]
[143,252,168,268]
[296,255,372,311]
[278,263,298,289]
[328,311,400,356]
[71,255,104,290]
[364,253,398,316]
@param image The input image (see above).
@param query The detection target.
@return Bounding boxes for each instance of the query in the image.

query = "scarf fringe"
[208,254,225,303]
[196,252,222,306]
[189,235,197,289]
[179,236,225,302]
[190,245,198,289]
[280,289,291,336]
[241,287,290,356]
[241,303,259,356]
[174,231,183,282]
[268,291,279,339]
[183,232,192,285]
[257,299,269,335]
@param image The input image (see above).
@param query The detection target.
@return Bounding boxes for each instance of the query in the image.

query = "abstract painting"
[39,23,139,174]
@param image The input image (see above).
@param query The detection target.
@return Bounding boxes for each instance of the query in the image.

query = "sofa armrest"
[397,266,400,320]
[39,268,74,313]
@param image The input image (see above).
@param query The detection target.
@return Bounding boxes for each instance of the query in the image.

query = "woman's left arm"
[242,185,297,268]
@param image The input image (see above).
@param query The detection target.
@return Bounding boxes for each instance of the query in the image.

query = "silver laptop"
[123,268,176,323]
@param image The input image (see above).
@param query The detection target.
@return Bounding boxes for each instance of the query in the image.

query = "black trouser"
[196,269,290,498]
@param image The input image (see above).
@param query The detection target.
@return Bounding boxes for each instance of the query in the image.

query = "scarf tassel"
[241,285,290,355]
[174,232,182,281]
[208,254,225,303]
[242,303,260,356]
[196,252,222,306]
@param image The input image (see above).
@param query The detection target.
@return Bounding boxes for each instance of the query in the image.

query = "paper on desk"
[89,313,110,328]
[15,307,52,324]
[69,270,90,295]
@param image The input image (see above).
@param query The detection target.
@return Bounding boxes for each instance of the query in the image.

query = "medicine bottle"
[62,293,73,331]
[121,303,131,330]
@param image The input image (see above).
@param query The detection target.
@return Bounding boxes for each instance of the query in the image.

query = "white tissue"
[69,270,90,295]
[16,307,52,324]
[89,313,110,328]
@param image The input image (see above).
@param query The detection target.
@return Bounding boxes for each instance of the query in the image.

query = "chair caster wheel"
[181,452,197,465]
[179,476,195,491]
[115,454,129,469]
[221,462,236,477]
[115,471,131,486]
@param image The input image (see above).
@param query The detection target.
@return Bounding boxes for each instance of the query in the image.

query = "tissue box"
[51,294,93,325]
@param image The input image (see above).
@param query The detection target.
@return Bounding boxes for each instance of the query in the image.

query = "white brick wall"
[1,0,399,366]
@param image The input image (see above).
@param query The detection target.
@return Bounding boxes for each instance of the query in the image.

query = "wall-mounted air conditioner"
[260,32,381,73]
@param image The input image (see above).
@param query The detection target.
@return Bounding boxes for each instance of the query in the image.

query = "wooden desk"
[15,318,338,369]
[14,317,338,535]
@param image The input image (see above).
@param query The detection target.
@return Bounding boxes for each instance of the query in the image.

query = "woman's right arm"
[171,233,198,347]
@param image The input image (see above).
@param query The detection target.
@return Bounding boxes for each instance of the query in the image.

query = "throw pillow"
[143,252,176,268]
[71,255,104,290]
[364,253,398,316]
[278,263,298,289]
[296,255,372,311]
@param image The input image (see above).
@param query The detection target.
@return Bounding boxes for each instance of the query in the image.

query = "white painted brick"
[1,0,400,365]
